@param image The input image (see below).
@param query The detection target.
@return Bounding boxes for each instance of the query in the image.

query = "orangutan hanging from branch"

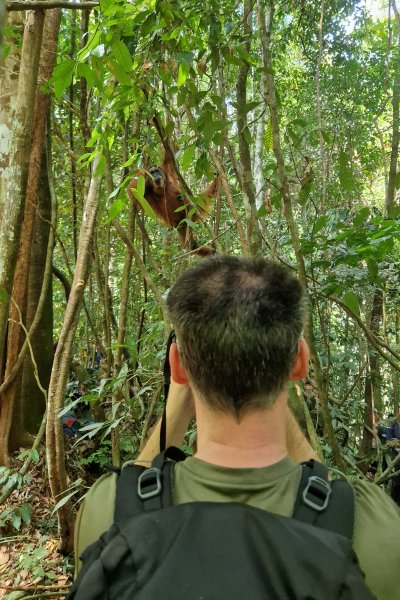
[127,120,218,256]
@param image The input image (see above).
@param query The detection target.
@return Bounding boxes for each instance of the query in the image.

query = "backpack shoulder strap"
[114,446,186,526]
[293,460,355,540]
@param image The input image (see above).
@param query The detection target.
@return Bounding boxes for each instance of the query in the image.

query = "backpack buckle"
[137,467,162,500]
[302,475,331,512]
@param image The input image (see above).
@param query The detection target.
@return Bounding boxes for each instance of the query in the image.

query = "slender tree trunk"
[236,0,262,255]
[386,73,399,217]
[316,0,328,211]
[254,0,270,211]
[79,9,91,143]
[359,291,383,469]
[387,0,400,217]
[46,152,102,553]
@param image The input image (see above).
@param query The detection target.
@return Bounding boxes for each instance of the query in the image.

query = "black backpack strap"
[114,446,186,526]
[293,460,355,540]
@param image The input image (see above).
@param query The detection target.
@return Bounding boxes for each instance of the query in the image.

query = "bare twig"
[7,1,98,10]
[374,450,400,485]
[0,584,69,591]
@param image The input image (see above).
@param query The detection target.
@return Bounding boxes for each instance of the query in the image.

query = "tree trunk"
[21,148,54,434]
[254,0,270,211]
[388,0,400,217]
[0,8,45,374]
[236,0,262,255]
[359,290,383,469]
[386,72,399,217]
[0,11,24,389]
[0,8,60,464]
[46,151,102,553]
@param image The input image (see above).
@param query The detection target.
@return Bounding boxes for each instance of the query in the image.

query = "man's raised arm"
[136,381,320,465]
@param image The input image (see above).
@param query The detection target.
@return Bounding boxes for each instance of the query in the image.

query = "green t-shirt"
[75,457,400,599]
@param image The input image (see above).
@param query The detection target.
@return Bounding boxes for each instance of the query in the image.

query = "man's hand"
[387,439,400,448]
[135,381,195,466]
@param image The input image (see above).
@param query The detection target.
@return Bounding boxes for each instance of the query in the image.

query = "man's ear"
[169,342,189,384]
[289,339,310,381]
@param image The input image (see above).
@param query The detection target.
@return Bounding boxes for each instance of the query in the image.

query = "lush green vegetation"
[0,0,399,594]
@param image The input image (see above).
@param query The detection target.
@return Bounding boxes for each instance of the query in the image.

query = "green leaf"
[367,259,379,280]
[100,0,114,11]
[290,118,307,128]
[312,215,329,236]
[338,151,356,191]
[177,63,189,88]
[141,13,157,35]
[240,101,261,115]
[52,489,80,513]
[222,48,244,66]
[112,39,132,71]
[185,218,197,230]
[264,119,273,150]
[94,154,106,178]
[30,449,39,464]
[176,51,194,65]
[130,188,156,219]
[49,61,75,100]
[244,125,252,145]
[19,503,32,525]
[106,197,126,223]
[11,512,22,531]
[136,174,145,197]
[298,183,311,206]
[353,207,370,227]
[108,59,131,85]
[181,145,195,170]
[76,63,95,88]
[257,204,267,218]
[343,291,360,316]
[78,30,101,61]
[320,129,332,144]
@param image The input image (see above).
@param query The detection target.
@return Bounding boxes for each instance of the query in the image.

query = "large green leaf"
[130,188,156,219]
[177,63,190,88]
[112,39,133,71]
[181,145,196,170]
[343,291,360,316]
[49,61,75,100]
[176,51,194,65]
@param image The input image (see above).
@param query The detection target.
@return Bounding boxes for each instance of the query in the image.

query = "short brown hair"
[166,256,307,417]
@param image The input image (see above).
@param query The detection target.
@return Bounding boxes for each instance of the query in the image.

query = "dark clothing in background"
[385,419,400,506]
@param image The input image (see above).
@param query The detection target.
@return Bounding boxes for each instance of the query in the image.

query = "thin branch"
[0,585,69,591]
[374,450,400,485]
[7,1,98,10]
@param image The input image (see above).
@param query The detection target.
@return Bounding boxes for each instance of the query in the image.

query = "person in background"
[386,408,400,505]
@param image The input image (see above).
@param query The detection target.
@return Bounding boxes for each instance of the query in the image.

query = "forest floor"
[0,448,84,600]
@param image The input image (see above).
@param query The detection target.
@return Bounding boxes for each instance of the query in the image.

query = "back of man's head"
[167,256,307,417]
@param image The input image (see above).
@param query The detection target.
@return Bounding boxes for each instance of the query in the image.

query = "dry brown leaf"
[0,552,9,566]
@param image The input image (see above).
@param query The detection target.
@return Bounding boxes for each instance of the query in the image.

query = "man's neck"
[194,391,288,469]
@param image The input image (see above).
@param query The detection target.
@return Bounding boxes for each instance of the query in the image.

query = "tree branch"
[7,1,98,11]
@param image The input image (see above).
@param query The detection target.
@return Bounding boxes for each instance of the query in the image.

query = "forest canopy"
[0,0,399,589]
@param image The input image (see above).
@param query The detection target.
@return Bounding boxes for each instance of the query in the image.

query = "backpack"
[67,447,375,600]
